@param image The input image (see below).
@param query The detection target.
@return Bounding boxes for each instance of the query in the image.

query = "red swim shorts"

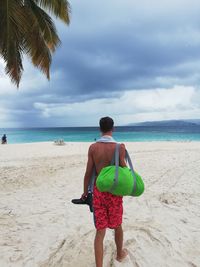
[93,186,123,230]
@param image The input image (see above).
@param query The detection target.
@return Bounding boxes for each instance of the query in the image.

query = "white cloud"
[123,85,196,111]
[33,85,200,126]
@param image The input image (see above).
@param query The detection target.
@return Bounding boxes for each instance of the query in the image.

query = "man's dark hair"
[99,117,114,133]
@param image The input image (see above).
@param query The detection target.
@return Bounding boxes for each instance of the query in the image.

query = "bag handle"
[109,143,120,193]
[110,144,137,195]
[125,150,137,195]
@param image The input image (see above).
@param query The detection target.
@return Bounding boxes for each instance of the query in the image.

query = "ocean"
[0,125,200,144]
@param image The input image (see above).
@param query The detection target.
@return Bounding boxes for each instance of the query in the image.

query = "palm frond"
[0,0,25,86]
[0,0,70,86]
[22,17,52,79]
[5,41,23,87]
[35,0,70,24]
[25,0,61,52]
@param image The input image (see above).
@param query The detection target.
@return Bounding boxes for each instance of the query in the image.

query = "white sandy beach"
[0,141,200,267]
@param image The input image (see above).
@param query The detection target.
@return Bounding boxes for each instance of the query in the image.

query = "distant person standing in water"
[1,134,7,144]
[82,117,128,267]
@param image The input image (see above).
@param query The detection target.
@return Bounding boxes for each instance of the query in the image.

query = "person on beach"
[1,134,7,144]
[82,117,128,267]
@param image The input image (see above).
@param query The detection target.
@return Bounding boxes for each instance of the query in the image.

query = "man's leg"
[114,225,128,261]
[94,229,106,267]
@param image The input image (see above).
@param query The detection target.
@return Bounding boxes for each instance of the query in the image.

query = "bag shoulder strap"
[110,142,120,165]
[125,149,134,171]
[125,149,137,194]
[110,147,137,195]
[109,143,120,193]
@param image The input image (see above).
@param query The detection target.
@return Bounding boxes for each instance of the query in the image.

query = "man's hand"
[81,192,88,200]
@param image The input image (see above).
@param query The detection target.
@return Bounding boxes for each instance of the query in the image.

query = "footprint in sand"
[113,253,135,267]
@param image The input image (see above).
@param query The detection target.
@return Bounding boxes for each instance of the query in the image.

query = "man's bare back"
[88,142,126,175]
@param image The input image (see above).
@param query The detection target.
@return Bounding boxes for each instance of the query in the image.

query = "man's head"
[99,117,114,133]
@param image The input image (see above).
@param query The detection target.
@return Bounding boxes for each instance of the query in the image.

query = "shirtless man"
[82,117,128,267]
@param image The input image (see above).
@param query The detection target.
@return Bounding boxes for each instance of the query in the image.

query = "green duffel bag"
[96,143,144,197]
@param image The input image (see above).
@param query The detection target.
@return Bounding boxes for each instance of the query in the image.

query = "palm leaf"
[0,0,25,86]
[35,0,70,24]
[0,0,70,86]
[23,21,52,79]
[25,0,61,52]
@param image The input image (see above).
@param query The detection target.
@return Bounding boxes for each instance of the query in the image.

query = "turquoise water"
[0,126,200,144]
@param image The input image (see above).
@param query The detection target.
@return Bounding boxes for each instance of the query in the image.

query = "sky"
[1,0,200,127]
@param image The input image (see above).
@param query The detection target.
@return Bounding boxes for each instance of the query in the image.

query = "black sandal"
[71,192,93,212]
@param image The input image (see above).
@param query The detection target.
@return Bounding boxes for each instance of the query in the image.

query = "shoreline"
[1,139,200,145]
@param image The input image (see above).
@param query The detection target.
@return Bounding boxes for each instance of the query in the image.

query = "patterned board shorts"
[93,186,123,230]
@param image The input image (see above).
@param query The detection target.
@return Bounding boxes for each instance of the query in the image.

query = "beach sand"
[0,142,200,267]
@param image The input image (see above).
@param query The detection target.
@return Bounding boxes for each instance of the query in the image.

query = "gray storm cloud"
[1,0,200,126]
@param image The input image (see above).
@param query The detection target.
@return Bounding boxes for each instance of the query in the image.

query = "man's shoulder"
[120,143,126,149]
[88,142,98,153]
[89,142,97,148]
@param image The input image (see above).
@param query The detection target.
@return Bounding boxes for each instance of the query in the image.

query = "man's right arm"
[82,145,94,197]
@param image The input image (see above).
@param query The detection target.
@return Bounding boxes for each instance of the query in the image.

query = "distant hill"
[129,119,200,127]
